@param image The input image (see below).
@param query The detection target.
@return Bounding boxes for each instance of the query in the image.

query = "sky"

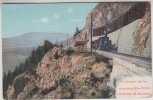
[2,3,97,38]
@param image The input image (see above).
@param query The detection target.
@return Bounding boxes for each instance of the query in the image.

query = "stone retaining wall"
[109,57,151,89]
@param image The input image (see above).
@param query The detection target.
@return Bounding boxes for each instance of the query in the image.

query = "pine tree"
[74,27,80,39]
[54,51,59,59]
[36,46,43,62]
[3,72,8,98]
[3,40,55,98]
[66,47,74,56]
[7,70,13,84]
[43,40,53,53]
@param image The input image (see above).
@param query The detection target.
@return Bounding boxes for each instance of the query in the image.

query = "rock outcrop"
[75,2,135,41]
[74,2,151,58]
[7,47,113,99]
[132,2,151,57]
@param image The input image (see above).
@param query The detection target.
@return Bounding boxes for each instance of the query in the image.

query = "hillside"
[6,47,113,99]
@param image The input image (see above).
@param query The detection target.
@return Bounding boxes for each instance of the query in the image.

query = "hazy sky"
[2,3,97,38]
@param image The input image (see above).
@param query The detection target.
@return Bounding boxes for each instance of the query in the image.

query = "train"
[92,34,112,51]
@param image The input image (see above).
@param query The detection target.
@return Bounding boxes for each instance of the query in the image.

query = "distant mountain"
[3,32,70,48]
[2,32,71,73]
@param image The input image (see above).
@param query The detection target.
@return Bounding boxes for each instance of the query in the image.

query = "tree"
[43,40,54,53]
[3,40,55,98]
[66,47,74,56]
[7,70,13,84]
[3,72,8,98]
[74,27,80,39]
[35,46,43,62]
[54,51,59,59]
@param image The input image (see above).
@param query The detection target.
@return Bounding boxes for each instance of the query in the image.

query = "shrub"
[65,47,74,56]
[54,51,59,59]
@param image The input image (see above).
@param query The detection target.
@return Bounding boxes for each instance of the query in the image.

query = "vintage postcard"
[1,0,152,99]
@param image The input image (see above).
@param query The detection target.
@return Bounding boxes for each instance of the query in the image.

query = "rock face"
[75,2,135,41]
[7,72,37,99]
[132,3,151,57]
[7,47,113,99]
[75,2,151,58]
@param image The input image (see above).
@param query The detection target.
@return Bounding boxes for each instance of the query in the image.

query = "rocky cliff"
[7,47,113,99]
[75,2,135,41]
[75,2,151,58]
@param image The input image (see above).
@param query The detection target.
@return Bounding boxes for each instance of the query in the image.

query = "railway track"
[87,49,152,68]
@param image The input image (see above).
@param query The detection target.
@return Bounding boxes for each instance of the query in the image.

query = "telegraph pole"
[56,38,58,46]
[90,12,93,55]
[67,34,69,49]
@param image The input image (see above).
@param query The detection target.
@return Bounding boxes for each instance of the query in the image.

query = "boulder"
[92,62,107,78]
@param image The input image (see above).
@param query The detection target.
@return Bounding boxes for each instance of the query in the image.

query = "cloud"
[53,14,60,19]
[69,19,82,22]
[32,17,49,24]
[40,17,49,23]
[67,7,74,13]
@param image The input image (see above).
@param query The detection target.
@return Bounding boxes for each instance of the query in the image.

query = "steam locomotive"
[92,34,112,51]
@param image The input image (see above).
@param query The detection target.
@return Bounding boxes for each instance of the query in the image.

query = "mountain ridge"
[3,32,71,48]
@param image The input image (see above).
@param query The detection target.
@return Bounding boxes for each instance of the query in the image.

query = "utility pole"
[56,38,58,46]
[67,34,69,49]
[90,12,93,55]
